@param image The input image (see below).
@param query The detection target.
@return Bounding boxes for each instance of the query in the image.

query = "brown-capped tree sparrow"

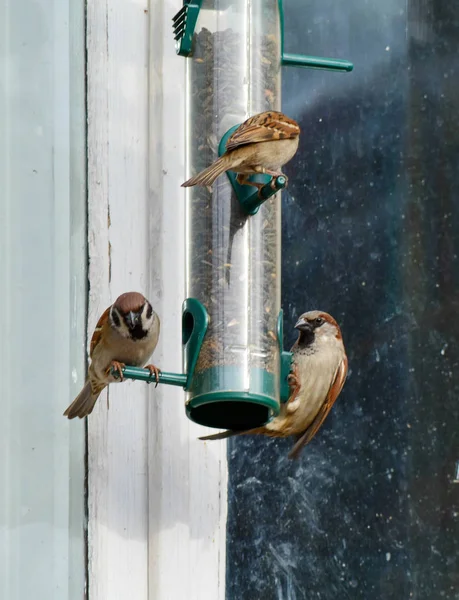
[199,311,348,459]
[64,292,161,419]
[181,110,300,192]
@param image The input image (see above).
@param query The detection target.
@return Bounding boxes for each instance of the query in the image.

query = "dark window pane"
[227,1,459,598]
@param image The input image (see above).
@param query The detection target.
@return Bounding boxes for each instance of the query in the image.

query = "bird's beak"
[294,317,312,332]
[125,311,138,330]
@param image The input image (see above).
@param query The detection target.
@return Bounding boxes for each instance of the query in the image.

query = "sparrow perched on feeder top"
[63,292,161,419]
[199,311,348,459]
[181,110,300,192]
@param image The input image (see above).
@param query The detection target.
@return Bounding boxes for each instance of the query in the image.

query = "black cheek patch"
[111,310,121,328]
[146,303,153,320]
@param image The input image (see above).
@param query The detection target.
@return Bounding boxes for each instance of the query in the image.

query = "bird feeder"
[115,0,353,432]
[181,0,284,430]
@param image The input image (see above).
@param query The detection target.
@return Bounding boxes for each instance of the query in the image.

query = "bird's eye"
[111,310,121,327]
[314,317,324,327]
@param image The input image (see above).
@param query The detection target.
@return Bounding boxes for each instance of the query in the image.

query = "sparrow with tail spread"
[199,311,348,459]
[181,110,300,193]
[64,292,161,419]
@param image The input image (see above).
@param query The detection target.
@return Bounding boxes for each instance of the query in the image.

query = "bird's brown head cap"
[113,292,147,315]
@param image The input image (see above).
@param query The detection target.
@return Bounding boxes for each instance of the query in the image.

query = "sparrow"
[199,311,348,459]
[63,292,161,419]
[181,110,300,193]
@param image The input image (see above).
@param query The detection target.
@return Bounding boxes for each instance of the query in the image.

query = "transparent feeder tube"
[185,0,281,429]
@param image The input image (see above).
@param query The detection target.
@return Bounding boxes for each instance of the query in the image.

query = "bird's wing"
[288,354,348,460]
[226,111,300,152]
[89,306,111,356]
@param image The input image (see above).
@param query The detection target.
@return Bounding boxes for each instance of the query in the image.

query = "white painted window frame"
[86,1,227,598]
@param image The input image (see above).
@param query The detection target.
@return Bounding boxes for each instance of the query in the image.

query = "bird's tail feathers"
[199,426,264,441]
[63,381,103,419]
[182,156,228,187]
[199,430,239,441]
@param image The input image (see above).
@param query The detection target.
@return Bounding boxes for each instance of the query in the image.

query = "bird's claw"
[255,175,286,198]
[287,371,301,405]
[109,361,126,381]
[268,173,287,192]
[287,373,299,387]
[146,364,161,388]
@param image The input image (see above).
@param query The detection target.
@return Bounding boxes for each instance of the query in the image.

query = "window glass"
[227,1,459,597]
[0,1,86,598]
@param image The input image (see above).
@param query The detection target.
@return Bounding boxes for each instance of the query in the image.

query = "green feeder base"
[186,365,280,429]
[187,392,277,430]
